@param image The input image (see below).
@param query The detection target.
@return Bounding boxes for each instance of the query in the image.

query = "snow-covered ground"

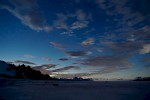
[0,79,150,100]
[0,61,15,77]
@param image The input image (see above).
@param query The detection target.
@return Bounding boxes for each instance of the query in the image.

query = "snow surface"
[0,61,15,77]
[0,80,150,100]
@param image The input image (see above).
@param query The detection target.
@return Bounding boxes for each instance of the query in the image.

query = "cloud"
[53,73,89,78]
[43,26,53,32]
[140,44,150,54]
[82,38,95,46]
[49,42,66,50]
[143,57,150,63]
[54,13,69,30]
[125,26,150,42]
[34,64,57,70]
[13,60,36,65]
[76,9,87,21]
[102,26,150,55]
[24,54,34,58]
[1,0,51,31]
[42,57,51,62]
[54,9,92,36]
[52,66,80,72]
[53,66,130,78]
[59,58,69,61]
[80,55,133,68]
[53,67,126,78]
[71,21,89,30]
[96,0,150,34]
[33,64,58,75]
[142,56,150,69]
[66,51,89,57]
[102,41,143,55]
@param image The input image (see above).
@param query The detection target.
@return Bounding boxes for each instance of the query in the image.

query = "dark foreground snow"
[0,79,150,100]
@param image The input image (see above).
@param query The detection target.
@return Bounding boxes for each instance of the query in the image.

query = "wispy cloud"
[34,64,57,70]
[35,65,80,75]
[1,0,52,31]
[52,66,80,72]
[71,21,89,30]
[13,60,36,65]
[49,42,66,50]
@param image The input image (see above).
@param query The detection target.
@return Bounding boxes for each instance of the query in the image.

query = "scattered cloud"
[54,9,92,36]
[66,51,89,57]
[96,0,150,40]
[13,60,36,65]
[82,38,95,46]
[71,21,89,30]
[59,58,69,61]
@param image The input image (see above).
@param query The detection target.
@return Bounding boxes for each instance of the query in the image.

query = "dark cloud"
[1,0,52,31]
[52,66,80,72]
[59,58,69,61]
[14,60,36,65]
[66,51,89,57]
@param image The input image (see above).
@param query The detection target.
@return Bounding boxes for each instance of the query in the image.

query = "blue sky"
[0,0,150,80]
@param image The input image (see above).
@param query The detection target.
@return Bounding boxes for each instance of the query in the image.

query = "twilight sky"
[0,0,150,80]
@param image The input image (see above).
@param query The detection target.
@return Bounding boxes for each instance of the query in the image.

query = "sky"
[0,0,150,80]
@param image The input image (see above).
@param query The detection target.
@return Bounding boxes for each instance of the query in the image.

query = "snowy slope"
[0,61,16,77]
